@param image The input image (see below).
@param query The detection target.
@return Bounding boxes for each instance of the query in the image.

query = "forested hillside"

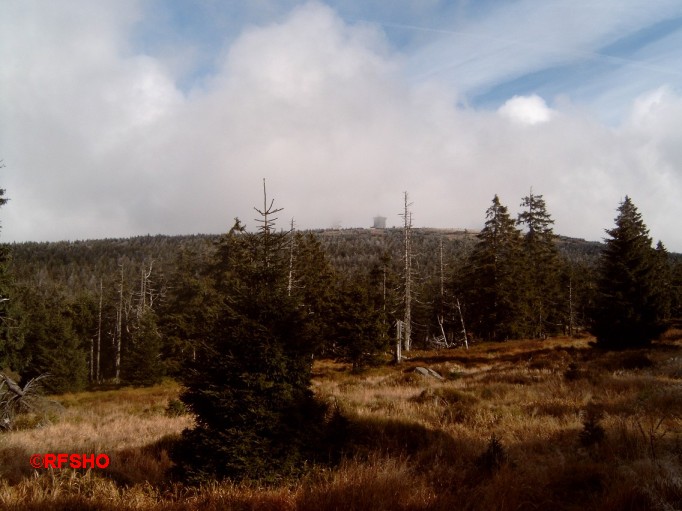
[2,220,680,394]
[7,227,602,294]
[2,193,682,506]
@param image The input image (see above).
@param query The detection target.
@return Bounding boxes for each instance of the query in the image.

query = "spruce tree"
[671,257,682,318]
[332,277,385,371]
[290,232,338,356]
[591,197,667,348]
[465,195,523,341]
[368,252,399,346]
[517,190,561,338]
[18,284,89,393]
[652,241,672,322]
[158,244,218,376]
[0,176,23,371]
[559,256,597,337]
[122,309,164,386]
[172,191,326,483]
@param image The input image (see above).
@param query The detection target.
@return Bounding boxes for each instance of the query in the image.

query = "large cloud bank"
[1,2,682,250]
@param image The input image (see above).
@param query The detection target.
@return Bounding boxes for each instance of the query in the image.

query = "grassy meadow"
[1,331,682,510]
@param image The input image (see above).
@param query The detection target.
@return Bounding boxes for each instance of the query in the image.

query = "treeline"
[1,192,681,393]
[1,236,200,392]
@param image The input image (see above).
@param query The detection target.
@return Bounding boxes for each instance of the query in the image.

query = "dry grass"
[0,380,193,485]
[2,336,682,509]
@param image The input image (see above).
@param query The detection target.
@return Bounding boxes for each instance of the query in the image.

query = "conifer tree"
[464,195,523,341]
[122,308,163,386]
[0,178,18,370]
[559,256,597,337]
[172,187,326,483]
[122,261,164,386]
[290,232,338,356]
[671,258,682,318]
[18,284,89,393]
[591,197,667,348]
[652,241,672,322]
[368,252,399,344]
[158,243,217,375]
[332,278,385,371]
[517,190,561,338]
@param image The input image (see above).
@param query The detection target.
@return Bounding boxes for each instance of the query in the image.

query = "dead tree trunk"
[115,263,123,383]
[138,260,154,316]
[439,236,448,342]
[96,279,102,383]
[288,219,296,297]
[568,276,575,337]
[395,320,403,363]
[456,298,469,349]
[89,338,94,383]
[401,192,413,352]
[439,237,445,301]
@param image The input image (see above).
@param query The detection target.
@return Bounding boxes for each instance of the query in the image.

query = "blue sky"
[130,0,682,121]
[2,0,682,249]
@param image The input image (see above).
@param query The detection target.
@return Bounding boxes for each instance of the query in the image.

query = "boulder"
[414,366,444,380]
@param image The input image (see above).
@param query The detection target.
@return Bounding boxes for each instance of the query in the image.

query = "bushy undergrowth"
[1,335,682,509]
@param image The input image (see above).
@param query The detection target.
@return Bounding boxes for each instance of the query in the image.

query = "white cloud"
[1,1,682,252]
[399,0,682,133]
[498,95,554,125]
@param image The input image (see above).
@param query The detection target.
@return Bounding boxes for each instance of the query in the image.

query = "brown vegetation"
[2,334,682,510]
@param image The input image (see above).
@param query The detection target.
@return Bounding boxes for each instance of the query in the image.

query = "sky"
[2,1,682,250]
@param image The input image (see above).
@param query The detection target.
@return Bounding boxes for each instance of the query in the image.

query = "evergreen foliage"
[290,232,338,356]
[18,285,89,393]
[463,195,524,341]
[158,243,217,376]
[0,186,676,389]
[579,407,605,447]
[559,256,597,337]
[331,278,386,371]
[172,202,328,483]
[652,241,672,321]
[671,257,682,318]
[0,180,22,371]
[517,190,562,338]
[122,309,164,386]
[4,225,611,360]
[476,434,508,474]
[590,197,668,348]
[367,253,400,344]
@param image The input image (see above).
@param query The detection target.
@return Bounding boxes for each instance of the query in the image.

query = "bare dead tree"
[437,236,447,342]
[0,373,53,430]
[567,276,574,337]
[288,219,296,297]
[400,192,414,352]
[115,262,123,383]
[137,259,155,316]
[395,320,403,364]
[89,332,94,383]
[457,298,469,349]
[89,343,94,383]
[96,279,102,383]
[439,237,445,301]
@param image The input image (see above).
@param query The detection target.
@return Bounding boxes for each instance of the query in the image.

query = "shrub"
[579,406,605,448]
[476,435,508,474]
[171,215,330,484]
[564,362,582,381]
[620,352,654,370]
[164,398,187,417]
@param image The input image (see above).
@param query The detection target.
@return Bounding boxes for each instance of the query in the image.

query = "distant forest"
[1,196,681,394]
